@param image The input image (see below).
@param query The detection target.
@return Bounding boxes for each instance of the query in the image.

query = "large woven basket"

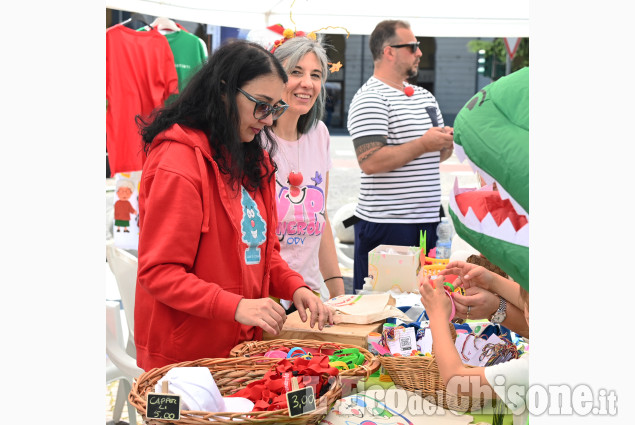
[128,356,342,425]
[379,324,487,412]
[230,339,380,380]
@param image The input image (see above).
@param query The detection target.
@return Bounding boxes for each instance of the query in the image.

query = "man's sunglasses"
[237,87,289,120]
[388,41,420,54]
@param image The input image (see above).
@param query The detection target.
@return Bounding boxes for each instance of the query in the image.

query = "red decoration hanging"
[287,171,303,186]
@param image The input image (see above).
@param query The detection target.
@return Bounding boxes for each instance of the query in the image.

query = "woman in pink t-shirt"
[270,36,345,307]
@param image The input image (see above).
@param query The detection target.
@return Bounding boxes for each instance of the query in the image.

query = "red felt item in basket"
[228,355,339,411]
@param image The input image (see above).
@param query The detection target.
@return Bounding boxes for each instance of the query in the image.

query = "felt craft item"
[228,355,338,412]
[450,67,529,290]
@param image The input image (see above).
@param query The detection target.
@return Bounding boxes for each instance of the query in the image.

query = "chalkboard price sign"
[286,385,316,418]
[146,392,181,421]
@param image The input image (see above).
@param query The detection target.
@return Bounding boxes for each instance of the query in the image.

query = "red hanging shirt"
[106,24,179,175]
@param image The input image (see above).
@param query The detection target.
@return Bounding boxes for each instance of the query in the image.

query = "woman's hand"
[292,287,334,330]
[440,261,495,292]
[451,286,499,321]
[418,273,452,322]
[235,298,287,335]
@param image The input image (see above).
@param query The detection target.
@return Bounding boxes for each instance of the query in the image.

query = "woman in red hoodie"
[134,40,333,371]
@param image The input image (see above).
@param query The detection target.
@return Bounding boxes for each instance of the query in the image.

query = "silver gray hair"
[273,36,330,135]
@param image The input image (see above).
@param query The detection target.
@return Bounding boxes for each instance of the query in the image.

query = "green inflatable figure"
[450,67,529,291]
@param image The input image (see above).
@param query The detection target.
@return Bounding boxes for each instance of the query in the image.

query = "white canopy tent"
[105,0,529,37]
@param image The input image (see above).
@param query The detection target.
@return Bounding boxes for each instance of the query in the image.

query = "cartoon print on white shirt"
[275,170,326,245]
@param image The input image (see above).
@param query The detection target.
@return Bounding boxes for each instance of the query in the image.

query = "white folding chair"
[106,243,138,357]
[106,300,143,424]
[331,202,356,270]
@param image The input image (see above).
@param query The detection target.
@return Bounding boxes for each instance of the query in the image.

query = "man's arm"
[353,127,454,174]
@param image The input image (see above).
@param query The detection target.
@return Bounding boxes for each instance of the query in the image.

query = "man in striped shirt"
[347,20,455,291]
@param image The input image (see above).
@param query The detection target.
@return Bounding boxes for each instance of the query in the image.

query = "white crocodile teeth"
[449,177,529,248]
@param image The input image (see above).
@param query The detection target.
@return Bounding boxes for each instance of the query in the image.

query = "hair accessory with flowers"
[268,25,348,75]
[259,0,349,73]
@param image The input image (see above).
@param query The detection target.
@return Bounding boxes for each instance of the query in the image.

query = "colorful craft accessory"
[328,348,364,370]
[371,342,390,356]
[329,360,349,370]
[379,373,393,382]
[442,285,456,322]
[264,349,288,359]
[286,347,307,358]
[480,339,519,366]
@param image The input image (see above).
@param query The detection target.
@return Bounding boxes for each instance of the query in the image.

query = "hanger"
[150,17,180,33]
[119,17,152,30]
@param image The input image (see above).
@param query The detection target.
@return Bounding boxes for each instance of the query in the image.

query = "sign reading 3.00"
[286,385,316,417]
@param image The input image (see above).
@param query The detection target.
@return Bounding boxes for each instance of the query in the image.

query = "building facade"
[324,34,495,129]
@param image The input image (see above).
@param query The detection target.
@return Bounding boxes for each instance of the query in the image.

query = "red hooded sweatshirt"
[134,124,307,371]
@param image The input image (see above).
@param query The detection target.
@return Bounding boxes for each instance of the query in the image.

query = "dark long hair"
[136,39,288,191]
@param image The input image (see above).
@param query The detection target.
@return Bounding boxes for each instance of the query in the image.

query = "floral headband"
[267,23,347,73]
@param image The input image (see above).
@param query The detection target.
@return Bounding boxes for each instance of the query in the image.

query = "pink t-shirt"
[272,121,333,292]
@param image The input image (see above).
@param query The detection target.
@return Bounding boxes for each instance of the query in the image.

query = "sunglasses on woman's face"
[389,41,420,54]
[237,88,289,120]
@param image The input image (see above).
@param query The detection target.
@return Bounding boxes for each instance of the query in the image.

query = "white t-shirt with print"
[271,121,333,294]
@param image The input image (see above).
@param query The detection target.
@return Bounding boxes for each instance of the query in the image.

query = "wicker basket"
[128,356,342,425]
[229,339,380,380]
[379,324,486,412]
[421,257,450,278]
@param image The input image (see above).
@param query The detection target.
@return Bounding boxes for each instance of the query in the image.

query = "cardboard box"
[264,310,384,348]
[367,244,421,293]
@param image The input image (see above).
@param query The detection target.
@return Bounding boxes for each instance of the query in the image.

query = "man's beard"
[406,62,419,79]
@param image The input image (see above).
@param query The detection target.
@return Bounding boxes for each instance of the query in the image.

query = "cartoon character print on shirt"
[114,178,138,233]
[240,187,266,265]
[275,170,326,246]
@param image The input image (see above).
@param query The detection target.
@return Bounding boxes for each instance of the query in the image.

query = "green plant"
[492,396,507,425]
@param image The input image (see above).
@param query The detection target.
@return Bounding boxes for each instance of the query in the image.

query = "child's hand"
[439,261,494,291]
[418,273,452,322]
[452,286,500,321]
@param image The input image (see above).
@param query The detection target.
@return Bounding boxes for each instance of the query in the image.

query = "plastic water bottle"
[435,217,454,259]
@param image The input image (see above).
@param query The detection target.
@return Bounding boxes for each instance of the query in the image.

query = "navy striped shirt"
[347,76,444,223]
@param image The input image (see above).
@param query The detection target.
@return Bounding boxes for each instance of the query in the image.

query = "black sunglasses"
[237,87,289,121]
[389,41,420,54]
